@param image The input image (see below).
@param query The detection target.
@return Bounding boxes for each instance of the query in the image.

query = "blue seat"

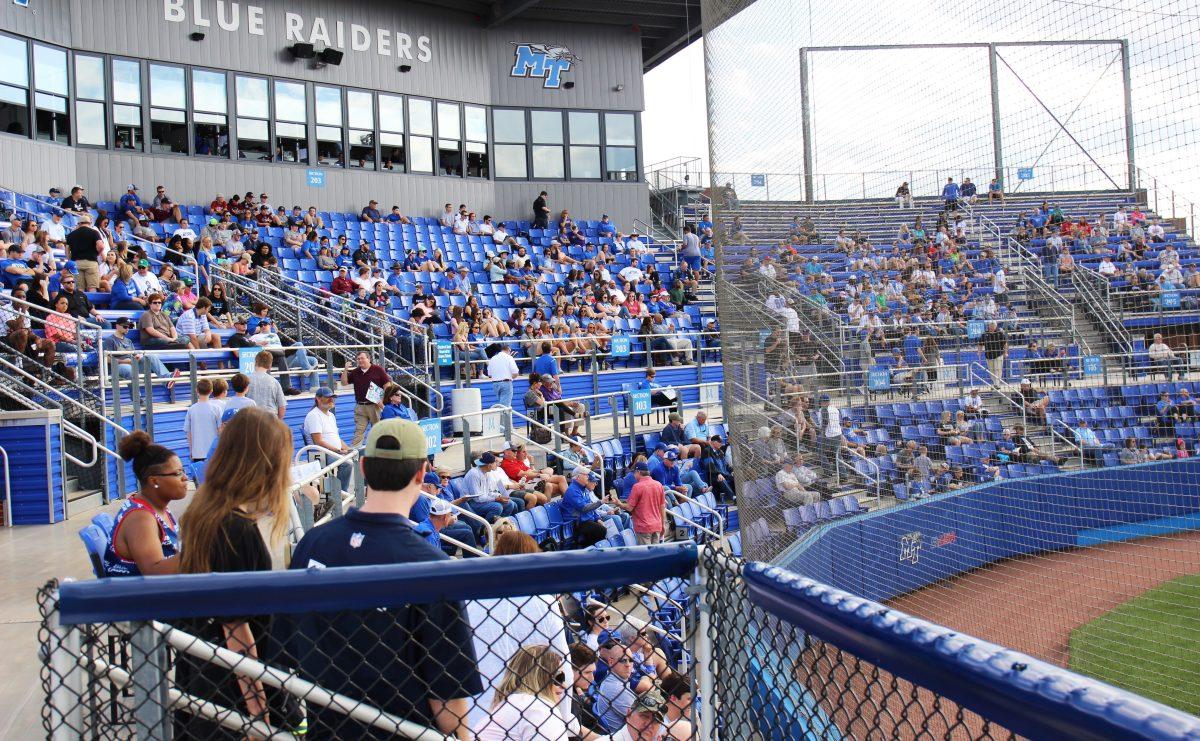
[78,525,108,578]
[513,510,537,536]
[91,512,116,538]
[841,495,862,516]
[529,506,555,541]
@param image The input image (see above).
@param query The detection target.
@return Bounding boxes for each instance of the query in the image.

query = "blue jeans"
[287,345,319,390]
[439,521,479,556]
[494,380,514,440]
[466,499,504,523]
[678,467,710,498]
[115,355,170,378]
[333,461,353,495]
[1042,262,1059,285]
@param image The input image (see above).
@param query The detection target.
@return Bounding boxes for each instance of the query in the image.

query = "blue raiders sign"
[510,42,580,89]
[899,531,922,565]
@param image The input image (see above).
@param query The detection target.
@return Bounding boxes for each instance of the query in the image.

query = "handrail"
[0,354,130,439]
[837,445,881,502]
[508,408,607,492]
[1049,419,1087,470]
[61,419,110,468]
[973,358,1028,430]
[1136,166,1198,241]
[418,491,492,558]
[1073,266,1134,353]
[0,446,10,528]
[668,504,721,541]
[670,491,726,539]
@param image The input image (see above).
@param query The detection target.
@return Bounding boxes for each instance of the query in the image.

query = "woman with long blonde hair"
[174,407,296,739]
[476,645,577,740]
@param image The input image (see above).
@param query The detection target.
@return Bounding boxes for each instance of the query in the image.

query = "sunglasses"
[596,615,610,623]
[150,300,163,305]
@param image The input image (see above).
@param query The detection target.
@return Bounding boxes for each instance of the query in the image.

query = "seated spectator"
[137,293,187,350]
[1074,420,1108,465]
[501,442,568,499]
[462,452,522,521]
[775,459,814,506]
[1118,436,1140,466]
[594,641,640,733]
[379,383,420,422]
[1018,379,1050,426]
[103,317,175,382]
[475,644,573,740]
[1148,333,1181,380]
[987,177,1004,202]
[44,295,91,353]
[102,430,184,577]
[54,272,108,327]
[659,414,698,459]
[176,297,222,350]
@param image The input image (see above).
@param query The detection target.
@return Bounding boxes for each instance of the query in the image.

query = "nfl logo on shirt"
[349,532,365,549]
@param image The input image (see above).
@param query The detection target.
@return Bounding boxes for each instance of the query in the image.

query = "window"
[347,89,376,170]
[273,80,307,163]
[110,59,142,150]
[605,112,637,181]
[568,111,600,179]
[74,55,105,147]
[315,85,343,167]
[531,110,563,179]
[0,35,29,137]
[192,69,227,157]
[436,101,461,177]
[408,98,432,173]
[149,64,187,154]
[464,105,488,178]
[33,44,69,143]
[493,108,526,179]
[378,93,405,172]
[235,75,269,160]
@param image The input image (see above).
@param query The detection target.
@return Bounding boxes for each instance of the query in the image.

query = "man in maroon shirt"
[330,266,355,296]
[342,350,390,446]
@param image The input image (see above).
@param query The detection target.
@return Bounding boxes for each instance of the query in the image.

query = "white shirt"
[626,238,646,254]
[453,214,470,234]
[1113,210,1129,226]
[303,406,343,452]
[1149,341,1176,361]
[821,405,842,438]
[1149,224,1165,238]
[486,351,519,382]
[618,266,644,284]
[775,468,802,491]
[41,218,66,242]
[467,595,573,731]
[474,693,570,740]
[779,307,800,332]
[493,227,509,244]
[131,271,164,296]
[1098,259,1117,276]
[174,227,197,242]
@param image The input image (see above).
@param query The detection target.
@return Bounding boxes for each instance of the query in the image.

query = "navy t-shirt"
[287,508,483,737]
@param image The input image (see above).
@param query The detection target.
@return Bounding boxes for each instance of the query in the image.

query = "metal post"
[188,355,198,405]
[110,357,127,499]
[799,48,814,203]
[627,401,638,458]
[988,44,1004,186]
[46,592,83,741]
[129,360,143,432]
[130,621,172,740]
[462,419,473,472]
[143,356,155,437]
[1120,39,1136,192]
[353,463,366,508]
[590,348,600,417]
[325,349,337,389]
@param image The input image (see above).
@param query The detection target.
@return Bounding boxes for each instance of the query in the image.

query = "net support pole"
[799,48,814,203]
[988,43,1004,187]
[1120,38,1136,191]
[130,621,172,740]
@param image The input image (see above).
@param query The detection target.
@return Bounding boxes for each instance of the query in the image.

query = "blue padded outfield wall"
[781,458,1200,604]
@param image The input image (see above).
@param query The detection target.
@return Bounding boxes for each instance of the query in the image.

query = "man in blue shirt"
[359,199,382,222]
[438,269,462,296]
[683,411,712,456]
[648,449,708,500]
[597,214,617,236]
[942,177,961,210]
[533,342,560,379]
[561,466,628,533]
[118,184,147,228]
[288,419,482,738]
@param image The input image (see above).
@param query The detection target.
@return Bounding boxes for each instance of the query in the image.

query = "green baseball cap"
[363,419,427,460]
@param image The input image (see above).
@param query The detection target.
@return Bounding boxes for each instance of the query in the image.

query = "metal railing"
[1137,166,1198,241]
[1072,266,1136,353]
[0,446,9,528]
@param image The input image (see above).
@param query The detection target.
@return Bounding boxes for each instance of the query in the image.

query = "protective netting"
[700,548,1017,740]
[700,0,1200,720]
[38,576,698,739]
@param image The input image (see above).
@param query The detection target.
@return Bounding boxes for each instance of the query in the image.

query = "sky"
[642,41,709,172]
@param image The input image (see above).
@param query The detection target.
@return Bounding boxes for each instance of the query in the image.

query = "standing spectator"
[1149,333,1180,380]
[101,431,184,577]
[288,418,482,739]
[175,408,298,738]
[815,394,843,473]
[486,343,520,441]
[343,351,390,446]
[303,387,354,495]
[895,181,913,209]
[64,214,104,290]
[942,177,960,211]
[246,349,287,419]
[183,378,222,466]
[980,321,1008,382]
[613,462,667,544]
[679,225,702,270]
[533,190,550,229]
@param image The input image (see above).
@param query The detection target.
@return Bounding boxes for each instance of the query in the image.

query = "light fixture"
[289,42,316,59]
[613,83,624,92]
[319,47,344,66]
[563,81,575,90]
[398,64,412,73]
[188,31,206,42]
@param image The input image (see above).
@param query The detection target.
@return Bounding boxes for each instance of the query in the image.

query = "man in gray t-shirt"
[245,351,287,419]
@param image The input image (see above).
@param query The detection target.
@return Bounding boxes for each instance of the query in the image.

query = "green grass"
[1069,573,1200,716]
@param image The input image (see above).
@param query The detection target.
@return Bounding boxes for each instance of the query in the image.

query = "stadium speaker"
[563,81,575,89]
[398,64,412,73]
[289,43,316,59]
[188,31,206,42]
[319,48,345,66]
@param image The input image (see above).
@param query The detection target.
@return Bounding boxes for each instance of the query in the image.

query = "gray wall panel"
[0,139,78,196]
[15,0,642,110]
